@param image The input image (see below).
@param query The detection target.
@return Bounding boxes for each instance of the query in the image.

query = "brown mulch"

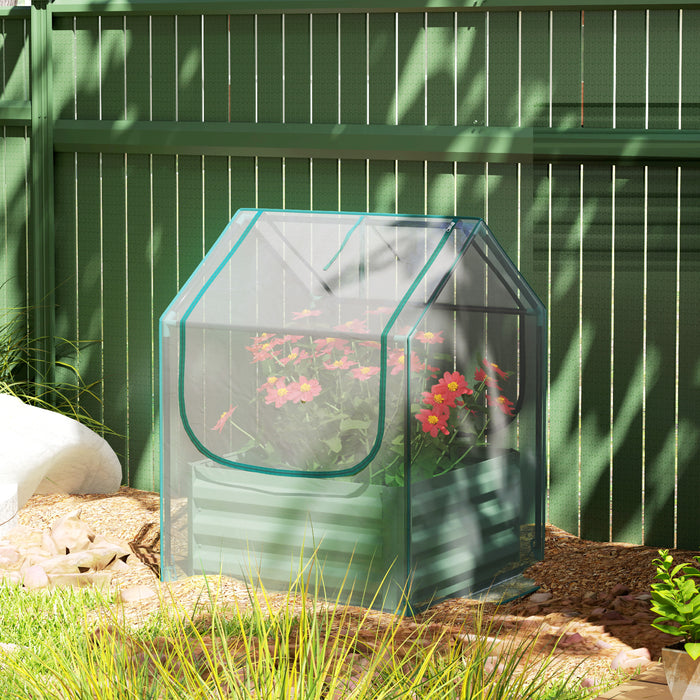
[13,487,696,688]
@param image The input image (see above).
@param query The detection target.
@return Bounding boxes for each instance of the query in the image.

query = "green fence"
[2,0,700,549]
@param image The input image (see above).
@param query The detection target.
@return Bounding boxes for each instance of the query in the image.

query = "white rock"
[4,525,43,550]
[51,509,96,553]
[118,585,158,603]
[22,564,49,589]
[0,546,20,566]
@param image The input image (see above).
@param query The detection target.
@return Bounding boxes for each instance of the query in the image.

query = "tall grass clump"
[0,557,614,700]
[0,301,111,434]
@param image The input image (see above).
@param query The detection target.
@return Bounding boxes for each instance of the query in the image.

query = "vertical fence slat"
[426,161,455,216]
[583,11,614,128]
[75,17,99,120]
[3,18,29,102]
[284,158,311,210]
[368,13,394,126]
[427,12,454,127]
[229,156,256,212]
[100,15,125,121]
[257,157,283,209]
[551,10,581,128]
[339,159,365,212]
[284,14,310,124]
[643,165,679,545]
[203,155,229,250]
[311,158,339,211]
[257,15,283,124]
[647,10,679,130]
[611,165,644,543]
[311,14,338,125]
[177,154,205,280]
[339,13,365,125]
[126,153,155,488]
[547,163,582,536]
[52,17,75,120]
[203,15,228,123]
[369,159,396,213]
[676,165,700,548]
[456,13,485,128]
[681,10,700,129]
[150,15,176,121]
[615,11,645,129]
[397,12,424,127]
[520,11,549,128]
[101,153,128,464]
[578,163,613,543]
[229,15,255,123]
[487,11,518,127]
[125,16,149,122]
[396,160,422,215]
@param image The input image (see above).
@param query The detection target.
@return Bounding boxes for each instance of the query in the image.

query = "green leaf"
[651,621,685,636]
[322,436,343,453]
[686,643,700,661]
[340,419,370,431]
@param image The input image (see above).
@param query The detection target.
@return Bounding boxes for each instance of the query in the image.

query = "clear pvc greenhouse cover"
[165,209,544,481]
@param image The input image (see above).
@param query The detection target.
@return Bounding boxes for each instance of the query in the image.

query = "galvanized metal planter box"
[160,209,546,611]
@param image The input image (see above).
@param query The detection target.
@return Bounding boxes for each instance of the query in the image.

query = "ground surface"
[14,486,695,689]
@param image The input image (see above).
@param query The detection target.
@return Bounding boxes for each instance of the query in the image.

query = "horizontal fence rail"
[1,2,700,550]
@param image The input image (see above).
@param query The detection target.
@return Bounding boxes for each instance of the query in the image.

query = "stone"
[118,585,158,603]
[560,633,585,646]
[0,546,20,567]
[22,564,49,589]
[51,509,96,553]
[610,583,631,597]
[610,647,652,672]
[529,591,553,604]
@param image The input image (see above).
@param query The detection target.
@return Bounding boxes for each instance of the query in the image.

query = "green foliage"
[0,567,615,699]
[0,303,113,436]
[650,549,700,659]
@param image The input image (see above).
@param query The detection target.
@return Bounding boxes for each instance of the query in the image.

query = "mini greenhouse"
[160,209,546,612]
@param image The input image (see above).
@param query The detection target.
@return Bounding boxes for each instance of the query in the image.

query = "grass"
[0,566,628,700]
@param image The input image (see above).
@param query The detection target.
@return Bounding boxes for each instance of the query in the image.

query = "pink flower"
[250,332,276,345]
[358,340,381,348]
[288,376,322,403]
[351,366,380,381]
[314,337,350,356]
[292,308,322,319]
[246,341,280,363]
[278,347,311,366]
[366,306,393,315]
[416,330,444,345]
[264,378,292,407]
[415,405,450,437]
[423,385,456,409]
[333,318,368,334]
[387,349,406,375]
[281,334,304,343]
[323,356,356,370]
[211,405,236,432]
[258,375,280,392]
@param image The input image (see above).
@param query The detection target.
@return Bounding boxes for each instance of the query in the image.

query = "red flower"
[211,405,236,432]
[264,379,292,408]
[281,334,304,343]
[488,393,515,416]
[474,367,500,388]
[424,384,457,409]
[416,330,444,345]
[288,376,322,403]
[278,348,311,366]
[292,308,322,319]
[258,375,280,392]
[250,332,276,345]
[415,405,450,437]
[436,371,472,400]
[351,366,379,381]
[483,358,509,381]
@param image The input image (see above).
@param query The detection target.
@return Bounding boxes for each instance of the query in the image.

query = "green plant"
[0,302,112,436]
[650,548,700,659]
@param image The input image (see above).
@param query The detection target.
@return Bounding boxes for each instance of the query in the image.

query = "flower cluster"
[415,361,514,439]
[210,307,515,483]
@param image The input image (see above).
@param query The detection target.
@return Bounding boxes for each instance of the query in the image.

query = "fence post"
[29,0,55,390]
